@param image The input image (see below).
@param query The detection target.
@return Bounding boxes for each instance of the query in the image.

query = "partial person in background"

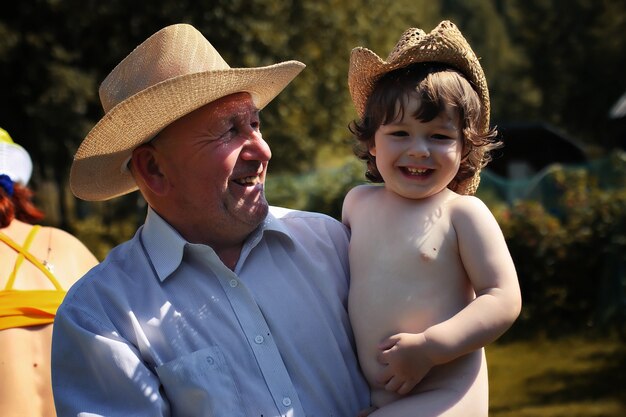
[0,127,99,417]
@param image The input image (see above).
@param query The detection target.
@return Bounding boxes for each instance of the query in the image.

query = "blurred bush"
[70,215,138,261]
[266,158,365,220]
[494,152,626,336]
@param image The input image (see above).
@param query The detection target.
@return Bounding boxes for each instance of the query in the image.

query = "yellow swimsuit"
[0,226,66,330]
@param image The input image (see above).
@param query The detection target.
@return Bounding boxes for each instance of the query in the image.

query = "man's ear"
[130,144,169,196]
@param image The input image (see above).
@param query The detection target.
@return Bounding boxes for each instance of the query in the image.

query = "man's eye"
[216,126,236,140]
[251,121,260,130]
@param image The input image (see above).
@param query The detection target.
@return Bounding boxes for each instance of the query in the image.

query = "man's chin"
[240,198,269,227]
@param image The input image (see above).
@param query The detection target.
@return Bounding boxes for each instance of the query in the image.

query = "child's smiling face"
[370,94,463,200]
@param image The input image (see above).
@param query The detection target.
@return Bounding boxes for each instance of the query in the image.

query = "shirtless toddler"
[343,21,522,416]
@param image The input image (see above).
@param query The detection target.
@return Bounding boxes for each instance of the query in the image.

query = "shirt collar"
[255,207,294,241]
[140,206,293,282]
[140,207,187,282]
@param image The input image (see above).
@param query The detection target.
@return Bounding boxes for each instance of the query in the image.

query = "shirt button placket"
[219,270,305,415]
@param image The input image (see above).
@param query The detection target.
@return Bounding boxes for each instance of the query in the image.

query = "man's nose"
[241,130,272,161]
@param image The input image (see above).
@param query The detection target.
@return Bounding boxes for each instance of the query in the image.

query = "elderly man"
[52,24,369,416]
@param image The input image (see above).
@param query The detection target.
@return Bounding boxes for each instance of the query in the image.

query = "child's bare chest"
[350,196,458,270]
[348,192,471,337]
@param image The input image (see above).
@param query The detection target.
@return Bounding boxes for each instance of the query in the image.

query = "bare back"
[0,220,98,417]
[345,185,488,413]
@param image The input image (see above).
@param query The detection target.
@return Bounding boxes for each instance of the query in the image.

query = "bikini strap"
[0,227,63,290]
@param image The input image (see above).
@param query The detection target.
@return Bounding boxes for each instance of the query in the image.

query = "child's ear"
[369,145,376,156]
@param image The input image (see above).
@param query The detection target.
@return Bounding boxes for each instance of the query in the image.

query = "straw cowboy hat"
[348,20,491,195]
[0,127,33,185]
[70,23,305,201]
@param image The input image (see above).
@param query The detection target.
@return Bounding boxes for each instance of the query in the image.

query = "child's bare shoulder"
[447,194,500,234]
[447,194,490,214]
[345,184,383,204]
[347,183,382,196]
[343,184,383,224]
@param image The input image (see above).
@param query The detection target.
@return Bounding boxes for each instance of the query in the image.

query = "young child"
[343,21,522,416]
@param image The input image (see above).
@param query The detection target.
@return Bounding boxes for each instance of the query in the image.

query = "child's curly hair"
[349,63,501,194]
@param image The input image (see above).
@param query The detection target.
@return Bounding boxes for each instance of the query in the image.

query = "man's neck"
[215,246,242,271]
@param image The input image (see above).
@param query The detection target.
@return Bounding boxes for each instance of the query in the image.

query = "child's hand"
[375,332,435,395]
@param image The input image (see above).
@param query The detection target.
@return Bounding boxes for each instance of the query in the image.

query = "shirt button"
[254,335,264,344]
[206,356,214,365]
[282,397,292,407]
[229,279,238,287]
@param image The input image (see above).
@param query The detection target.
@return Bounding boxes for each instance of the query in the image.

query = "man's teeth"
[235,176,261,185]
[406,167,428,174]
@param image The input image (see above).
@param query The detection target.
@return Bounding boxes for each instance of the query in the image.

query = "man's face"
[149,92,272,246]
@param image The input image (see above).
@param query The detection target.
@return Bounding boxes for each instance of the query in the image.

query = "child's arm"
[376,196,521,395]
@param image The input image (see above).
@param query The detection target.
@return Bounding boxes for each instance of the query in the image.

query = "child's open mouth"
[403,167,431,176]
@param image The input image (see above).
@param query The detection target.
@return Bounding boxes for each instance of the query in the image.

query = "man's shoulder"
[270,206,337,221]
[63,234,143,297]
[266,207,350,265]
[268,206,348,240]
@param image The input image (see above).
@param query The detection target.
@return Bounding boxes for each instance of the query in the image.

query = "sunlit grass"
[488,335,626,416]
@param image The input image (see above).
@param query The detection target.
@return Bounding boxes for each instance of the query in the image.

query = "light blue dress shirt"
[52,206,369,416]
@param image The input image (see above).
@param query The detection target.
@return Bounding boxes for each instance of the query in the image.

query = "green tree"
[499,0,626,147]
[2,0,625,232]
[440,0,541,124]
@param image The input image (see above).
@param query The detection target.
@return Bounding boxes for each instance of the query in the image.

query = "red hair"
[0,183,44,228]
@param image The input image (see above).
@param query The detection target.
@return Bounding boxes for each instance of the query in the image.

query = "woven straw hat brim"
[70,61,304,201]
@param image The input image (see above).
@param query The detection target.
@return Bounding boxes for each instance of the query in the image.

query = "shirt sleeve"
[51,302,169,416]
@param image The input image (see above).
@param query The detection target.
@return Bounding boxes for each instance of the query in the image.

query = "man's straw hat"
[348,20,490,195]
[71,23,305,201]
[0,127,32,185]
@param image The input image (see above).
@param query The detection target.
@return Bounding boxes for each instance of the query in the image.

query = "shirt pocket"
[155,346,245,417]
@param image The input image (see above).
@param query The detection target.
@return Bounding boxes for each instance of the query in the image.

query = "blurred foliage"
[2,0,625,227]
[492,152,626,336]
[70,215,138,261]
[499,0,626,148]
[265,157,365,220]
